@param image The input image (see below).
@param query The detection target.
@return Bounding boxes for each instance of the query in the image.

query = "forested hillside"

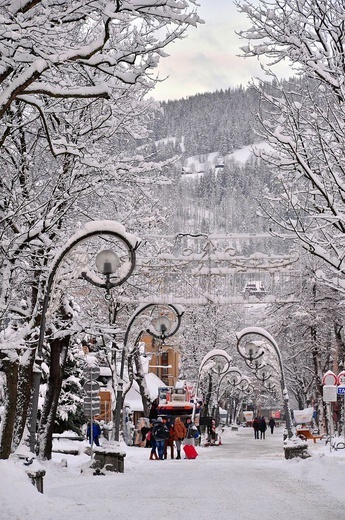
[137,86,272,235]
[151,87,258,158]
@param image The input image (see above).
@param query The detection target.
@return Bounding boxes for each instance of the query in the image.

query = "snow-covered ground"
[182,142,271,177]
[1,426,344,520]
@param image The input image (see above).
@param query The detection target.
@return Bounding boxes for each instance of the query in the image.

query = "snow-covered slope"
[182,141,271,177]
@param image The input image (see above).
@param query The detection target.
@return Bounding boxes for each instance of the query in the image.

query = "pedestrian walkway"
[41,425,345,520]
[209,424,284,459]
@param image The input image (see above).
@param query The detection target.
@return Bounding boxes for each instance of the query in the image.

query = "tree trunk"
[12,353,35,451]
[132,334,150,417]
[334,322,345,436]
[38,336,69,460]
[334,322,345,371]
[311,325,326,433]
[203,373,213,418]
[0,360,19,459]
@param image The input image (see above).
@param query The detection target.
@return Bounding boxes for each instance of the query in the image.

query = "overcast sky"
[152,0,289,101]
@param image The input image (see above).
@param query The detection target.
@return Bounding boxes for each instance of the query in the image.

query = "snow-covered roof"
[124,372,165,412]
[99,367,112,377]
[145,372,166,398]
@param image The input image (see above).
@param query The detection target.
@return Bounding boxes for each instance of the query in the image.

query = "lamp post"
[239,339,265,371]
[215,367,243,424]
[193,349,233,421]
[94,249,121,296]
[217,370,252,426]
[263,378,277,394]
[148,315,175,343]
[255,364,273,384]
[216,367,242,402]
[236,327,295,441]
[30,221,138,455]
[114,303,184,442]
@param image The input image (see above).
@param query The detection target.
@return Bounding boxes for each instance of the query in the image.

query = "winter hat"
[157,417,163,422]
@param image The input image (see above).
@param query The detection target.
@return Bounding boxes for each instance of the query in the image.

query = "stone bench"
[25,468,46,493]
[284,442,310,460]
[52,434,85,455]
[93,448,126,473]
[52,434,84,441]
[15,454,46,493]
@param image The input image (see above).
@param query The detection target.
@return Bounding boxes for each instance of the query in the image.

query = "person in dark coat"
[148,422,158,459]
[87,421,101,446]
[184,417,198,446]
[152,417,170,460]
[259,417,267,439]
[141,424,151,447]
[149,398,159,422]
[252,417,260,439]
[163,417,175,459]
[269,417,276,434]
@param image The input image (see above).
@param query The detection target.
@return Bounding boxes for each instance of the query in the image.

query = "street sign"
[337,371,345,385]
[337,387,345,395]
[84,390,100,399]
[83,381,100,394]
[84,396,100,406]
[323,385,338,402]
[83,405,101,416]
[83,395,101,416]
[83,365,100,380]
[322,371,337,386]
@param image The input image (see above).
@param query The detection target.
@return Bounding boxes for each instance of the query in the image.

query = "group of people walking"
[143,414,199,460]
[252,416,275,439]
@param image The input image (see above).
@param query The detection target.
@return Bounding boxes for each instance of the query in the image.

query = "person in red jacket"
[173,417,187,460]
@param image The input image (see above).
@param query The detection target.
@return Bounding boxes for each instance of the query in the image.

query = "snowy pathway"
[5,427,345,520]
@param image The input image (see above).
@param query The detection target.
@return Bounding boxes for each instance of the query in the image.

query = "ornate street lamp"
[216,367,243,404]
[238,376,251,392]
[243,340,265,362]
[255,364,273,383]
[238,339,266,371]
[193,350,232,411]
[193,349,233,421]
[30,221,139,456]
[219,373,252,426]
[95,249,121,296]
[263,379,277,393]
[219,367,243,389]
[148,315,176,342]
[236,327,295,443]
[114,303,184,442]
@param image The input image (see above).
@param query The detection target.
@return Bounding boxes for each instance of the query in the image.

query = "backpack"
[161,425,170,440]
[153,423,170,440]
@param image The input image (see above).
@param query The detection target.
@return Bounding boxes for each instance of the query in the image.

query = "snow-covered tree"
[179,303,246,388]
[264,252,345,432]
[0,1,200,157]
[237,0,345,288]
[0,0,202,458]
